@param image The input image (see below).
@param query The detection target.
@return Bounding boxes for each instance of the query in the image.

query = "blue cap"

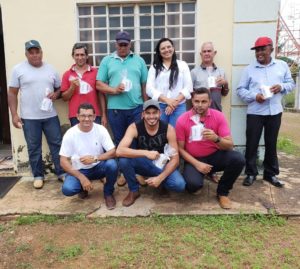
[115,31,131,44]
[25,40,41,50]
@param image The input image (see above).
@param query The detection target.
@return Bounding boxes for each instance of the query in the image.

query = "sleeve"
[53,70,61,88]
[61,71,70,92]
[140,57,148,84]
[180,61,193,100]
[217,113,231,137]
[9,67,20,88]
[99,126,115,152]
[59,131,73,157]
[190,68,197,89]
[146,65,162,101]
[96,56,109,83]
[280,61,295,95]
[175,117,186,142]
[236,66,257,104]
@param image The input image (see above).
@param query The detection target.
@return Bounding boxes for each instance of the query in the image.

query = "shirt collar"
[189,108,211,122]
[112,51,134,60]
[200,63,217,70]
[70,64,91,72]
[254,57,276,68]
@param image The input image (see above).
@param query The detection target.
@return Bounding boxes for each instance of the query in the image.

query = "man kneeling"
[116,100,186,207]
[176,88,245,209]
[60,103,118,210]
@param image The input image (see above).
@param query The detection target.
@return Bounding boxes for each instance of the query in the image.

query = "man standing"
[176,88,245,209]
[96,31,148,186]
[116,99,186,207]
[60,103,118,210]
[191,42,229,111]
[61,43,107,126]
[237,36,295,187]
[8,40,65,189]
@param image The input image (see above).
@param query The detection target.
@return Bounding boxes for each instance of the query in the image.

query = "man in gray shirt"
[8,40,65,189]
[191,42,229,111]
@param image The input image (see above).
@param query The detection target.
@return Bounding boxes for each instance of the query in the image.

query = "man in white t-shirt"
[8,40,65,189]
[60,103,118,210]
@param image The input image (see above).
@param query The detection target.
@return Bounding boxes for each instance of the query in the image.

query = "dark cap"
[25,40,41,50]
[143,99,160,111]
[251,37,273,50]
[115,31,131,44]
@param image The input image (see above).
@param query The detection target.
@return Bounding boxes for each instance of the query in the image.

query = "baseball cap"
[115,31,131,44]
[25,40,41,50]
[251,37,273,50]
[143,99,160,111]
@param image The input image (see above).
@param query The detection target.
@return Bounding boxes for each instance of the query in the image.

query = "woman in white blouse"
[146,37,193,127]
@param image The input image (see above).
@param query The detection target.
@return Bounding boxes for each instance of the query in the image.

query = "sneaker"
[217,195,232,209]
[33,179,44,189]
[105,195,116,210]
[78,190,88,199]
[117,174,127,187]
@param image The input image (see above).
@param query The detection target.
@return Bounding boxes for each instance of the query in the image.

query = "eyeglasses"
[78,114,94,119]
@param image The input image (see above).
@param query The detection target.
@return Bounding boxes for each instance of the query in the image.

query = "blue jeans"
[62,159,118,197]
[69,116,101,127]
[160,102,186,127]
[108,105,143,145]
[119,157,186,192]
[22,116,64,180]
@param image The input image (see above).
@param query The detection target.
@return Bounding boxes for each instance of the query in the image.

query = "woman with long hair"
[146,37,193,127]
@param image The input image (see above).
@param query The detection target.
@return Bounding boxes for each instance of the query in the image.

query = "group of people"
[7,31,295,210]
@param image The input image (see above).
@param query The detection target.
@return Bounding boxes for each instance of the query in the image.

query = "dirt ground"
[280,112,300,146]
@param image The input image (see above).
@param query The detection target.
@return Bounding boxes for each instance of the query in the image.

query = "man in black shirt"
[116,99,186,207]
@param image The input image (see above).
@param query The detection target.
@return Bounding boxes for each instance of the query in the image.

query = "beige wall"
[0,0,234,173]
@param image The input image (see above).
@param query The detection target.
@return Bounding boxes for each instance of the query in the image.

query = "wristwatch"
[93,156,98,162]
[214,136,221,143]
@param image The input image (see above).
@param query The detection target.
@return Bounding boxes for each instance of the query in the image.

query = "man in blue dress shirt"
[237,36,295,187]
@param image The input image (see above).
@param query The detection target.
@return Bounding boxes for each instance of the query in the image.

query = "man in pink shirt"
[176,88,245,209]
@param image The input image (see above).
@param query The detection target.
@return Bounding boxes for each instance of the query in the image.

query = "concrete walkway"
[0,152,299,217]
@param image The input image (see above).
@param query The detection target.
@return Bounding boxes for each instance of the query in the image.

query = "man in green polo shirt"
[96,31,148,186]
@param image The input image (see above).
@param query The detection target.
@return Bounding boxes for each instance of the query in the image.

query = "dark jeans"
[119,157,186,193]
[62,159,118,197]
[107,105,143,145]
[183,150,245,196]
[69,116,101,127]
[22,116,64,180]
[245,113,281,178]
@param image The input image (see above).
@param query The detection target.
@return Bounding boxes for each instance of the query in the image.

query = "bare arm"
[202,129,233,151]
[141,83,148,101]
[61,79,80,101]
[98,91,108,127]
[7,87,22,128]
[80,148,116,164]
[116,124,160,160]
[96,80,125,95]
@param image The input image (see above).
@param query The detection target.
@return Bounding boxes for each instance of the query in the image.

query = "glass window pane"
[154,15,165,26]
[88,56,94,66]
[140,5,151,13]
[167,3,179,12]
[125,29,134,41]
[167,14,180,25]
[80,30,92,41]
[79,17,91,28]
[167,27,180,38]
[109,17,120,27]
[141,54,152,65]
[182,27,195,38]
[94,6,106,15]
[140,41,151,52]
[182,3,195,12]
[109,30,119,41]
[94,17,106,28]
[182,14,195,25]
[123,17,134,27]
[182,40,195,51]
[154,5,165,13]
[140,29,151,39]
[109,6,120,15]
[95,55,104,66]
[78,6,91,16]
[140,16,151,26]
[86,43,93,54]
[95,43,108,53]
[154,28,165,39]
[123,6,134,14]
[94,30,107,41]
[172,40,180,50]
[182,53,194,63]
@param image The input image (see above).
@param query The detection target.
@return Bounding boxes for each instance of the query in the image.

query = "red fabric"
[61,65,101,118]
[175,108,231,157]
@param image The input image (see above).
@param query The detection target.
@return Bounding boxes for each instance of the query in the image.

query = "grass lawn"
[1,214,300,268]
